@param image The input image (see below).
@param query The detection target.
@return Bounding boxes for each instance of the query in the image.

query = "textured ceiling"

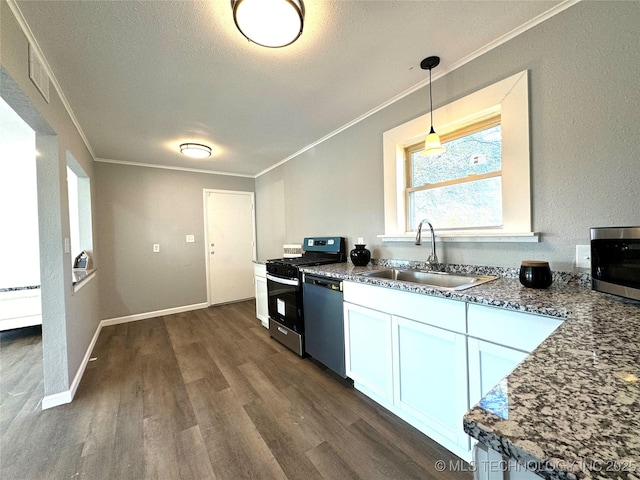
[15,0,564,177]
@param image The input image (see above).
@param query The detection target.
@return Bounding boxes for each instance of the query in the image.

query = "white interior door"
[205,190,256,305]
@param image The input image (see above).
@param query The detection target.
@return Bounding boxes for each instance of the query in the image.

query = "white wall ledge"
[379,232,540,243]
[72,269,96,293]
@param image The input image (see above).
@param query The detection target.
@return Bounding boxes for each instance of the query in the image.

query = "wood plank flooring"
[0,301,472,480]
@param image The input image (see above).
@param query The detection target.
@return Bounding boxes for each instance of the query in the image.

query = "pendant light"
[420,56,446,157]
[231,0,304,48]
[180,143,212,159]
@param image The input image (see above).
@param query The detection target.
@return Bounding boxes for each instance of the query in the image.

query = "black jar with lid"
[519,260,552,289]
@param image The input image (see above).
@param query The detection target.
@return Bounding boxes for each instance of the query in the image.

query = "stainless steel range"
[265,237,346,356]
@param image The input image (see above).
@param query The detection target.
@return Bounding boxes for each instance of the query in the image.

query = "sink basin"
[358,269,497,291]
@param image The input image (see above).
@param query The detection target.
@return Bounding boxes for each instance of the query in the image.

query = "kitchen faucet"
[415,219,440,270]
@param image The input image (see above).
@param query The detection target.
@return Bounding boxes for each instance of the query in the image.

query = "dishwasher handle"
[304,274,343,291]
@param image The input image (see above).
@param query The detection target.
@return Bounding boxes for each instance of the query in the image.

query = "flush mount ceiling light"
[420,56,446,157]
[179,143,212,159]
[231,0,304,48]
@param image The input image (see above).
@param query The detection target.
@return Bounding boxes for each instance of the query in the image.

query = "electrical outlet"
[576,245,590,269]
[186,235,195,243]
[153,244,160,253]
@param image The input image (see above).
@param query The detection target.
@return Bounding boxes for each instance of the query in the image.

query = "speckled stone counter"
[0,285,40,293]
[301,262,640,480]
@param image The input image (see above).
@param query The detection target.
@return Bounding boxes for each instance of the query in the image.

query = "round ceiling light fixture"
[231,0,304,48]
[179,143,212,159]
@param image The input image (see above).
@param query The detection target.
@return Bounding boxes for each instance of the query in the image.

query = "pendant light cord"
[429,67,434,131]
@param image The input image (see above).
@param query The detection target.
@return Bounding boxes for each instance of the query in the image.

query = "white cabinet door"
[344,302,393,403]
[255,275,268,327]
[392,315,470,451]
[253,263,268,328]
[468,338,528,407]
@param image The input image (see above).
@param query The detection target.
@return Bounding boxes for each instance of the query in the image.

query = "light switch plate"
[186,235,195,243]
[576,244,591,269]
[153,244,160,253]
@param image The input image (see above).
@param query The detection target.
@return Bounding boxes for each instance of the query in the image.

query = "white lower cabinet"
[467,304,563,480]
[468,338,528,405]
[392,316,470,453]
[342,281,564,466]
[253,263,268,328]
[343,281,471,460]
[467,303,563,405]
[344,302,393,403]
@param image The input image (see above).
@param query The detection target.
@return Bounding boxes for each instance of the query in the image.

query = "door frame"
[202,188,257,306]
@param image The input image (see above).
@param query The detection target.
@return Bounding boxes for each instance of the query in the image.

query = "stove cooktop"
[267,236,347,269]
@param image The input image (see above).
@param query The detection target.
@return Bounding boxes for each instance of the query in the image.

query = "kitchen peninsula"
[301,261,640,480]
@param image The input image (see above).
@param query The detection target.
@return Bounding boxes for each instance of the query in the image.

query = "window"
[406,116,502,231]
[66,152,93,271]
[382,70,536,242]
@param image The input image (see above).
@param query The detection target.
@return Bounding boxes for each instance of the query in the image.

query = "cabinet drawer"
[343,281,466,333]
[467,304,563,352]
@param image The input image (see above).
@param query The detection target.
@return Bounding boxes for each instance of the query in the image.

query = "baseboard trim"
[100,302,209,327]
[42,390,72,410]
[41,312,104,410]
[41,302,208,410]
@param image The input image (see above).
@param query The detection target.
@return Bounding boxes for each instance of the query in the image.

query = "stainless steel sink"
[358,269,498,290]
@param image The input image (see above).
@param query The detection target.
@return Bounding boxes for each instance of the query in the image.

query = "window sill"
[378,232,540,243]
[72,268,96,293]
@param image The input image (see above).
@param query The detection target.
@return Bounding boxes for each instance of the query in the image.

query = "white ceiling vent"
[28,43,50,103]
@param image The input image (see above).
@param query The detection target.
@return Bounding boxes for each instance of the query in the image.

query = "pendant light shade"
[425,127,446,157]
[231,0,304,48]
[180,143,212,159]
[420,56,446,157]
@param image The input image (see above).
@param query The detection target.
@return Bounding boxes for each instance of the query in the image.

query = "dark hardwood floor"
[1,301,472,480]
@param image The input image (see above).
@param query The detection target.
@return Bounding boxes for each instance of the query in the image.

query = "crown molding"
[95,158,255,179]
[256,0,581,178]
[8,0,581,178]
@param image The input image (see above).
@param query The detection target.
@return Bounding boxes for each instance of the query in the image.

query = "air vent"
[28,43,50,103]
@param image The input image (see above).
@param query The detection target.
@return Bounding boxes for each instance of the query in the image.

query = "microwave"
[590,227,640,301]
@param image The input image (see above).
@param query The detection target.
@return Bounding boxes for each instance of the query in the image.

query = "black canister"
[350,244,371,266]
[519,260,552,289]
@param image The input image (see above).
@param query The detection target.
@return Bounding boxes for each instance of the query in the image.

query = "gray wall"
[1,1,100,397]
[95,162,255,320]
[255,2,640,272]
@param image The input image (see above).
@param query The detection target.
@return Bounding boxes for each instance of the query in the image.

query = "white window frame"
[405,115,502,231]
[66,152,94,271]
[381,70,538,243]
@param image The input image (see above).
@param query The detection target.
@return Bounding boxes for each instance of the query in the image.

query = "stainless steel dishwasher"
[302,274,346,378]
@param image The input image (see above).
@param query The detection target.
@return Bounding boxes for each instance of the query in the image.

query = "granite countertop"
[301,262,640,480]
[0,285,40,293]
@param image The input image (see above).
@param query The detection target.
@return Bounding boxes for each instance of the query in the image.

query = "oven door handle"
[266,273,300,287]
